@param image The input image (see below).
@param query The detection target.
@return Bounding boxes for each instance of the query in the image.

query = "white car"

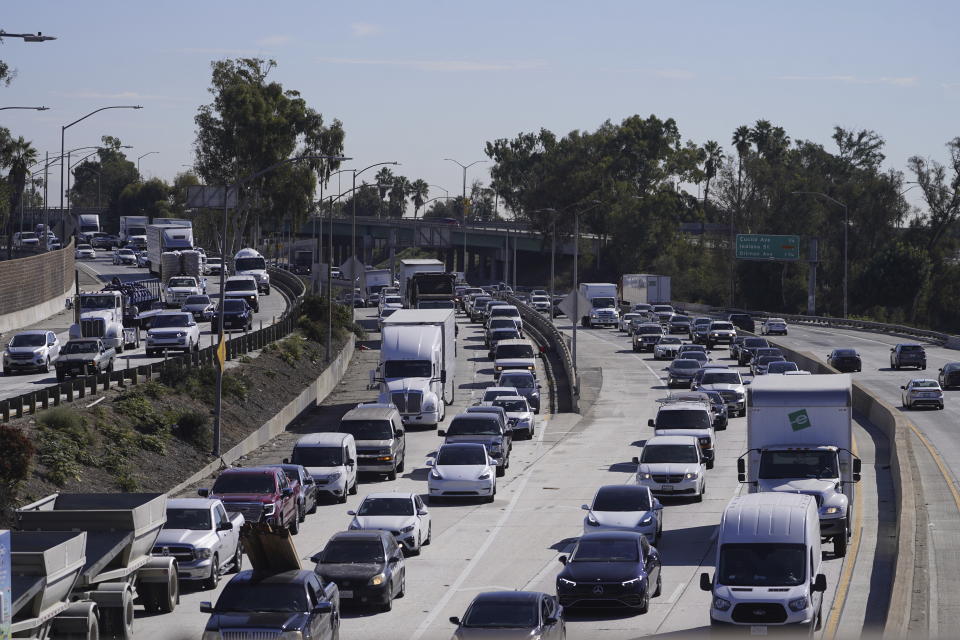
[634,435,706,501]
[530,295,551,312]
[113,248,137,265]
[653,336,683,360]
[901,378,945,410]
[760,317,788,335]
[145,312,200,356]
[426,443,497,503]
[75,244,96,259]
[205,257,224,275]
[2,330,61,374]
[619,312,643,333]
[581,484,662,544]
[692,367,747,417]
[379,295,403,314]
[491,395,536,440]
[492,339,537,376]
[348,492,432,554]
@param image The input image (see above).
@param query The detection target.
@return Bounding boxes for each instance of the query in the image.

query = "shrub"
[114,389,168,435]
[38,407,89,443]
[0,424,35,490]
[38,431,82,486]
[175,409,211,448]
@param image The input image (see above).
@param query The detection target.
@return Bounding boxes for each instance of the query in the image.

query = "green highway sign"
[736,234,800,261]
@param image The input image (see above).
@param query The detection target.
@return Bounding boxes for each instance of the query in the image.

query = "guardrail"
[0,270,306,422]
[502,293,578,413]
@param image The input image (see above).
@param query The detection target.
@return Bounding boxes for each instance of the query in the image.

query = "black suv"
[891,344,926,370]
[728,313,755,333]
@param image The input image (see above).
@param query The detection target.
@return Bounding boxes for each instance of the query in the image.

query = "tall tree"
[702,140,724,211]
[409,179,429,218]
[388,175,411,218]
[2,134,38,258]
[731,125,751,217]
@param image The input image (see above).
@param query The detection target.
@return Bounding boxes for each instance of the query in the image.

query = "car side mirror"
[700,573,712,591]
[217,521,233,531]
[313,601,333,614]
[900,386,905,390]
[737,459,745,475]
[395,428,404,437]
[310,553,323,564]
[425,459,434,467]
[197,488,209,497]
[580,504,590,511]
[347,458,355,466]
[437,430,445,437]
[647,419,654,427]
[813,574,827,592]
[347,510,356,516]
[418,509,428,516]
[653,499,662,510]
[199,601,213,614]
[488,457,497,466]
[545,616,559,625]
[304,477,314,485]
[449,616,462,626]
[282,458,290,464]
[558,555,568,565]
[282,488,292,498]
[632,456,640,464]
[890,347,895,352]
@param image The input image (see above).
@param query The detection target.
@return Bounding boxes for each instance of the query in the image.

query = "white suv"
[634,435,706,501]
[145,312,201,356]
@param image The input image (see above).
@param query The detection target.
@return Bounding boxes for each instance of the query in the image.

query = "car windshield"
[637,326,662,335]
[912,380,940,388]
[758,356,785,365]
[383,360,431,378]
[292,446,343,466]
[711,322,734,331]
[419,300,455,309]
[358,497,414,516]
[437,446,487,465]
[658,337,682,345]
[719,543,806,587]
[462,601,538,629]
[340,420,393,440]
[490,307,519,318]
[833,349,858,357]
[532,296,549,303]
[482,389,516,402]
[211,474,275,494]
[653,306,672,313]
[185,296,210,305]
[151,315,190,328]
[758,450,838,479]
[215,581,308,613]
[447,419,500,436]
[745,338,768,348]
[767,362,799,373]
[755,348,782,358]
[900,345,924,352]
[321,539,385,564]
[491,330,520,341]
[700,372,741,385]
[384,296,402,304]
[119,249,134,256]
[493,399,528,412]
[62,341,98,354]
[380,309,397,319]
[642,444,699,463]
[234,257,266,271]
[593,488,650,512]
[671,360,700,370]
[78,244,92,250]
[572,539,639,562]
[168,278,194,287]
[499,374,534,389]
[656,409,711,429]
[496,345,534,359]
[80,295,115,310]
[671,315,690,323]
[165,508,211,530]
[225,280,255,292]
[10,334,47,347]
[490,319,516,330]
[221,300,246,312]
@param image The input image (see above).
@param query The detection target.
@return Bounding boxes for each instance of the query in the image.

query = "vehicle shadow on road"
[654,524,717,567]
[549,536,578,552]
[562,607,644,621]
[607,461,637,473]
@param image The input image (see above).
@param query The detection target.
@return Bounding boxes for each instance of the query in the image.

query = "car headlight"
[368,573,386,586]
[821,505,844,516]
[262,503,276,516]
[175,331,186,338]
[590,312,598,318]
[685,472,698,479]
[586,513,599,526]
[639,472,652,479]
[621,577,641,586]
[400,524,416,533]
[422,401,436,412]
[327,472,342,480]
[195,548,213,559]
[788,596,809,612]
[638,515,654,526]
[698,437,712,448]
[712,596,732,611]
[558,577,576,586]
[489,444,502,454]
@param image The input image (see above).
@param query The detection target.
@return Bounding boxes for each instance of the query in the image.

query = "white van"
[700,493,827,632]
[286,432,357,503]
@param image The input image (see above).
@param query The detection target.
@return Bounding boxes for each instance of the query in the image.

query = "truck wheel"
[289,512,300,535]
[349,479,358,495]
[232,543,243,573]
[203,554,220,590]
[387,466,397,481]
[44,357,51,372]
[101,590,134,640]
[496,464,505,477]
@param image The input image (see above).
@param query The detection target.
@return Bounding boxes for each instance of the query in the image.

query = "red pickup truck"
[199,467,301,534]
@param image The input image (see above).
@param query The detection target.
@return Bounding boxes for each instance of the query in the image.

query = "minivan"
[493,339,537,376]
[339,404,406,480]
[287,432,358,503]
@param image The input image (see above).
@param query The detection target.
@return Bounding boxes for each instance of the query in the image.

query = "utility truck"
[373,309,456,427]
[365,268,393,297]
[619,274,671,306]
[233,247,271,294]
[577,282,620,328]
[737,373,861,557]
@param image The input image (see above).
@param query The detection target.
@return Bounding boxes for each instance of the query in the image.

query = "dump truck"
[16,493,180,637]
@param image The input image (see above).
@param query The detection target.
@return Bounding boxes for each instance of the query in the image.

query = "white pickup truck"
[165,275,208,308]
[152,498,245,589]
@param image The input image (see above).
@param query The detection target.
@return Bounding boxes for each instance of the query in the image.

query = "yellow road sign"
[216,334,226,370]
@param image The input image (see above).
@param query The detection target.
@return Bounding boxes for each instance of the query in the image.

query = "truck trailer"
[619,274,671,306]
[147,224,194,276]
[397,259,444,302]
[119,216,149,247]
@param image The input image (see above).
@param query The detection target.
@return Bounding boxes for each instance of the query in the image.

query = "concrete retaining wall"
[0,241,75,334]
[167,335,356,497]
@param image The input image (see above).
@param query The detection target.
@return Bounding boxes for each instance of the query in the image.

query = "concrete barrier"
[167,334,356,497]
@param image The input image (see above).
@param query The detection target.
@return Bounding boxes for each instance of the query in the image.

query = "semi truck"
[77,214,100,239]
[70,287,147,353]
[619,274,671,306]
[119,215,149,247]
[737,373,861,557]
[233,248,270,294]
[397,259,444,302]
[577,282,620,328]
[373,309,456,427]
[406,272,456,309]
[147,224,195,276]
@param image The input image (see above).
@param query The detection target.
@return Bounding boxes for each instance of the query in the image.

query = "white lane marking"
[520,541,576,591]
[409,465,536,640]
[535,416,549,447]
[666,582,686,604]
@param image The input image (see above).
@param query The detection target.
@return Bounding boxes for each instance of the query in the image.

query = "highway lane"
[0,253,288,401]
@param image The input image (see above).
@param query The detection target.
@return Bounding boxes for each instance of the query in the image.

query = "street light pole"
[791,191,848,318]
[445,158,487,276]
[137,151,159,177]
[0,106,49,111]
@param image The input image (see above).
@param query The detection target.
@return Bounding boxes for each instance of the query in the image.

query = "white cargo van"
[700,493,827,631]
[286,433,357,503]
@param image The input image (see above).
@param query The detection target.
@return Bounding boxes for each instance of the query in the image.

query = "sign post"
[735,234,800,261]
[0,529,9,640]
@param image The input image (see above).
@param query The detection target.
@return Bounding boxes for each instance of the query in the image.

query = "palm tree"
[702,140,724,212]
[388,176,411,218]
[409,179,429,218]
[4,135,38,259]
[749,120,773,158]
[732,125,751,209]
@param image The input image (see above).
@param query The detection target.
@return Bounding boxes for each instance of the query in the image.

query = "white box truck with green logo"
[737,374,861,557]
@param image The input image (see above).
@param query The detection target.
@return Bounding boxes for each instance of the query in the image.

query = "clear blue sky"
[3,1,957,212]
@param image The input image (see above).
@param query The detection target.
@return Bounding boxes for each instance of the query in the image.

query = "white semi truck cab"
[738,374,861,557]
[233,248,271,294]
[69,290,140,353]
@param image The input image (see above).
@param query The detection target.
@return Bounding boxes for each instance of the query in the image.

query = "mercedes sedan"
[450,591,565,639]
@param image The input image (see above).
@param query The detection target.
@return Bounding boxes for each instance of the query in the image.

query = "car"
[426,442,497,503]
[450,591,565,639]
[487,327,522,358]
[204,257,224,275]
[199,466,300,534]
[54,338,115,381]
[2,330,61,374]
[480,386,520,406]
[491,395,536,440]
[13,231,40,249]
[287,432,358,503]
[632,322,665,352]
[828,348,862,373]
[263,463,318,523]
[620,312,644,333]
[312,529,407,611]
[464,405,513,446]
[75,243,96,259]
[668,314,692,335]
[581,484,662,543]
[666,358,701,388]
[684,350,709,367]
[634,434,706,500]
[211,298,254,332]
[691,367,746,417]
[136,250,150,268]
[702,390,730,429]
[760,317,788,335]
[440,413,511,476]
[705,321,737,348]
[738,337,770,366]
[652,304,675,325]
[938,362,960,390]
[632,303,653,314]
[485,317,523,345]
[112,248,137,265]
[348,492,432,555]
[649,398,716,468]
[653,336,683,361]
[729,336,748,361]
[165,275,207,306]
[145,311,200,355]
[747,346,783,372]
[223,275,260,312]
[891,343,926,370]
[901,378,944,410]
[689,317,713,344]
[181,294,216,321]
[339,404,406,480]
[496,369,542,412]
[751,354,786,376]
[766,360,800,374]
[531,295,552,313]
[153,498,244,589]
[493,339,537,376]
[677,343,708,358]
[727,312,755,333]
[555,531,661,612]
[377,306,399,330]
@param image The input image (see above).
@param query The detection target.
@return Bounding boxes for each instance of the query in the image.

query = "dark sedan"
[667,359,702,388]
[668,314,692,334]
[828,348,862,373]
[312,530,406,612]
[212,299,254,332]
[555,531,661,613]
[728,312,755,333]
[737,337,771,365]
[450,591,565,639]
[939,362,960,390]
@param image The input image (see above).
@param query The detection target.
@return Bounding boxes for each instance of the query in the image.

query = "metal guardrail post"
[0,400,9,422]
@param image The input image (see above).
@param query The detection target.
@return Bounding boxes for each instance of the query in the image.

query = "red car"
[263,463,318,523]
[199,467,301,534]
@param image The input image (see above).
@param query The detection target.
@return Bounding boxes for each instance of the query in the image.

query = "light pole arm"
[63,105,143,132]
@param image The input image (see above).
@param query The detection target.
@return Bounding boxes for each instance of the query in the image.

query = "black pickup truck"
[55,338,116,381]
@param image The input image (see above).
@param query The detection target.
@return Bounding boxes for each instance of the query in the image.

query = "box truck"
[737,373,861,556]
[120,215,149,247]
[77,214,100,239]
[619,274,671,306]
[147,224,194,276]
[398,259,444,301]
[365,268,393,296]
[373,309,456,427]
[407,272,456,310]
[577,282,620,328]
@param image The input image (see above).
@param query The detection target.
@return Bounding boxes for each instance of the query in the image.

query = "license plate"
[339,590,353,599]
[750,626,768,636]
[660,485,674,492]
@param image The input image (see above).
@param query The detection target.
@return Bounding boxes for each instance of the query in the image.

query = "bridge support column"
[445,248,455,272]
